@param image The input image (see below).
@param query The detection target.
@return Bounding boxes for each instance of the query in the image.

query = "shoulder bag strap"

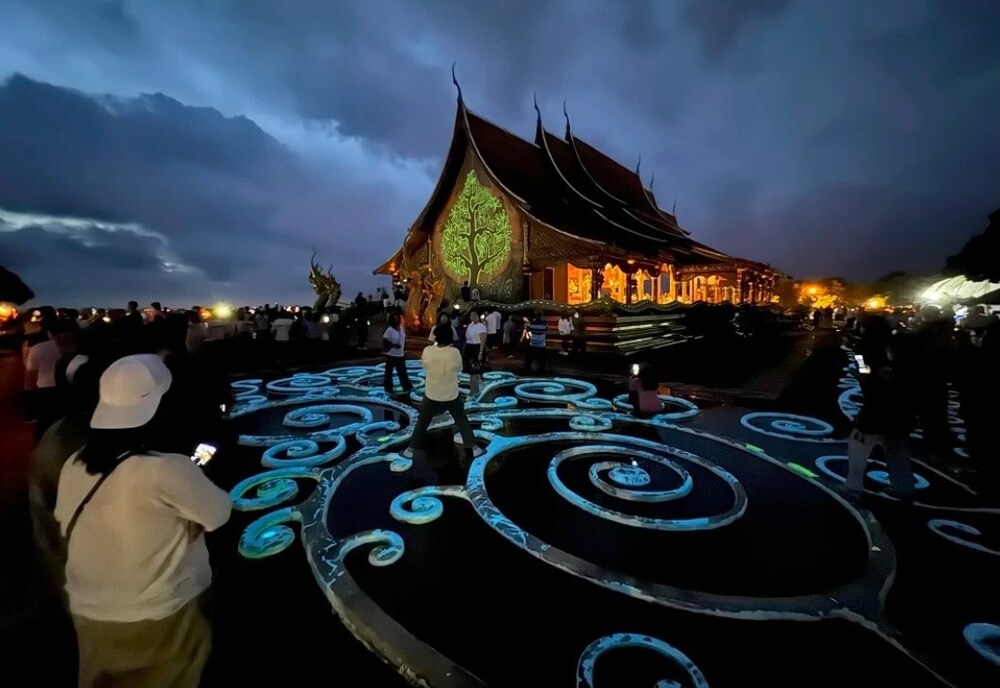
[65,452,132,542]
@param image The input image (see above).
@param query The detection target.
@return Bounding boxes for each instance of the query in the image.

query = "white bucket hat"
[91,354,173,430]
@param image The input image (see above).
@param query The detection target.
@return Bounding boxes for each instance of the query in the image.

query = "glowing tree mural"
[442,171,511,286]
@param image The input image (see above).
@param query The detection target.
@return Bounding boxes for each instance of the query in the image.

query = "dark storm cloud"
[681,0,793,61]
[0,0,997,304]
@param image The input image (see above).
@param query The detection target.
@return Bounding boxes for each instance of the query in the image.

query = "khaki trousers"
[72,598,211,688]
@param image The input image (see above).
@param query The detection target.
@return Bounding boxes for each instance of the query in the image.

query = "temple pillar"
[591,266,604,301]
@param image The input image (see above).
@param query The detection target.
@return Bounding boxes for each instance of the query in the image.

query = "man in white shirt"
[485,309,502,349]
[382,312,412,394]
[271,313,295,342]
[403,324,481,462]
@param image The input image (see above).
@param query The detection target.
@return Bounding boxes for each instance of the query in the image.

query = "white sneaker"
[472,446,485,458]
[401,448,414,459]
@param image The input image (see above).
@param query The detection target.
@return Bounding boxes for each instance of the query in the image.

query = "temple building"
[375,84,779,328]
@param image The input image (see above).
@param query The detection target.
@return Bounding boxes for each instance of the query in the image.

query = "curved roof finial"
[635,154,642,175]
[562,99,571,138]
[649,172,655,190]
[451,62,463,102]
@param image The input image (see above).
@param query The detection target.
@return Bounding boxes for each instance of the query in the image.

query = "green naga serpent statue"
[309,250,342,312]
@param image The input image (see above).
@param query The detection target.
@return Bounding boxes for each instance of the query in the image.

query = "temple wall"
[425,149,526,305]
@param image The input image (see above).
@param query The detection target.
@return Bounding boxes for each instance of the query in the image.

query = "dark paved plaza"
[205,346,999,687]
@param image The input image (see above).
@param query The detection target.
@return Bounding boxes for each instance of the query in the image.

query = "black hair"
[75,369,184,475]
[432,323,454,345]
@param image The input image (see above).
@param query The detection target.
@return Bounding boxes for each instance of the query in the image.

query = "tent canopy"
[920,274,1000,303]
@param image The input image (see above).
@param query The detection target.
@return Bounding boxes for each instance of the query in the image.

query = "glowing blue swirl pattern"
[266,373,335,395]
[240,506,301,559]
[333,529,406,568]
[512,377,600,403]
[569,415,615,432]
[813,456,930,491]
[612,393,700,421]
[963,623,1000,667]
[390,485,469,525]
[928,519,1000,557]
[740,412,837,443]
[262,438,347,468]
[283,403,373,429]
[586,453,693,502]
[838,387,863,421]
[549,445,735,530]
[576,633,709,688]
[229,467,321,511]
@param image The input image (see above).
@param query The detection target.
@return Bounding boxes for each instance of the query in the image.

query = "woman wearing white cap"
[54,354,232,688]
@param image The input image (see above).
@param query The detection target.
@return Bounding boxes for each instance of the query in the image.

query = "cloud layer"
[0,0,997,305]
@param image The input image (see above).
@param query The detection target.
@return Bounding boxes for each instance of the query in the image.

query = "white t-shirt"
[26,339,61,389]
[421,344,462,401]
[383,326,405,357]
[55,451,232,622]
[465,322,488,348]
[486,312,501,334]
[558,318,573,335]
[272,318,294,342]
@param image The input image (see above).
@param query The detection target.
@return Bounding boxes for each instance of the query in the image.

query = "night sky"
[1,0,997,307]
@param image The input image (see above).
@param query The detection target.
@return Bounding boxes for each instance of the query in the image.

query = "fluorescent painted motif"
[223,364,997,687]
[576,633,710,688]
[441,171,511,285]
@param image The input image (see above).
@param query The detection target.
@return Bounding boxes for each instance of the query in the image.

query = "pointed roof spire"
[451,61,463,102]
[563,99,571,139]
[649,172,655,190]
[672,199,677,215]
[635,154,642,176]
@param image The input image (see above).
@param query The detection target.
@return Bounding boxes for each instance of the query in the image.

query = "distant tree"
[441,171,511,286]
[945,209,1000,281]
[871,271,916,305]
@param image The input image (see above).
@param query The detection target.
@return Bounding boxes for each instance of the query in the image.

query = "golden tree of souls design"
[442,171,511,285]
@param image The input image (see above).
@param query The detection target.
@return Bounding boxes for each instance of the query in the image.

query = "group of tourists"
[380,307,554,465]
[22,303,233,687]
[845,306,1000,499]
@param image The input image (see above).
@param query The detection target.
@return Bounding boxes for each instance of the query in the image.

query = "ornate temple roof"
[379,81,778,277]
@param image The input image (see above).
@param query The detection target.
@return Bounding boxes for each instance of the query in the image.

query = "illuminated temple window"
[601,263,627,302]
[636,269,654,301]
[657,272,673,303]
[566,263,593,305]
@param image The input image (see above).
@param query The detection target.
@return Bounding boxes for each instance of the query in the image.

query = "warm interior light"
[213,304,233,318]
[627,259,636,265]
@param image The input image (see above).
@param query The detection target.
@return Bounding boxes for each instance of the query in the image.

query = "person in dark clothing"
[525,311,548,373]
[915,314,956,458]
[354,292,369,348]
[846,316,917,501]
[956,320,1000,495]
[460,281,471,302]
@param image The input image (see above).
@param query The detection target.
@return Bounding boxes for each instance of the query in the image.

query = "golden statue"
[309,250,342,312]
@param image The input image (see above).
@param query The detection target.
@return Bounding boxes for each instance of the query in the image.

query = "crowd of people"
[844,305,1000,498]
[19,302,234,687]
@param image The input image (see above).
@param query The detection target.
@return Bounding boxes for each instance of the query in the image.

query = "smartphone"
[631,363,640,376]
[192,443,217,466]
[854,354,871,375]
